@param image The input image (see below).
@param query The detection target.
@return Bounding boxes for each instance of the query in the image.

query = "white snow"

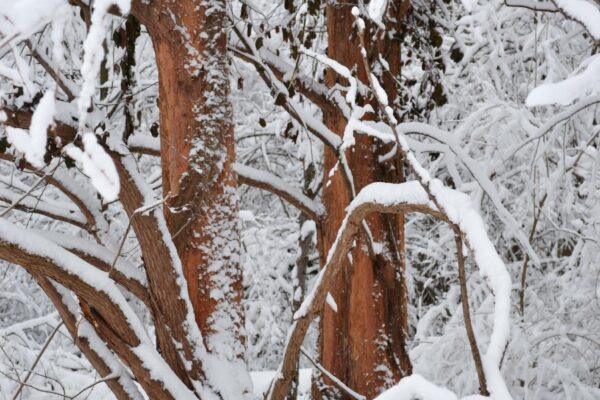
[127,133,160,153]
[77,0,131,128]
[371,73,389,106]
[0,0,70,46]
[367,0,389,25]
[554,0,600,40]
[325,292,337,312]
[5,89,56,168]
[460,0,477,12]
[251,369,311,397]
[300,220,316,240]
[64,133,120,201]
[527,54,600,106]
[28,89,56,166]
[374,374,458,400]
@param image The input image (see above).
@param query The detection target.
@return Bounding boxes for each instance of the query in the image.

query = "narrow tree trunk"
[149,0,250,395]
[315,2,412,399]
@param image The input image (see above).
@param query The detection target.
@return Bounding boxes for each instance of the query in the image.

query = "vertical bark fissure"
[316,2,412,398]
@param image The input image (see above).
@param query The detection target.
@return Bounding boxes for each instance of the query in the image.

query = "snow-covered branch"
[267,182,445,400]
[504,0,558,12]
[235,163,325,221]
[0,219,197,398]
[36,275,144,400]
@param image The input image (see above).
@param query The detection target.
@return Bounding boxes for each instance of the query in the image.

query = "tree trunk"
[315,1,412,399]
[149,0,250,395]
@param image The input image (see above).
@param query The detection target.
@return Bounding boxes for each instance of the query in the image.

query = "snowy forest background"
[0,0,600,399]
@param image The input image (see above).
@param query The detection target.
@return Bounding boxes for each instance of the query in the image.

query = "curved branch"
[0,221,140,344]
[550,0,600,40]
[33,274,144,400]
[504,0,558,12]
[0,221,196,399]
[266,183,445,400]
[0,187,89,229]
[35,231,150,306]
[234,162,325,220]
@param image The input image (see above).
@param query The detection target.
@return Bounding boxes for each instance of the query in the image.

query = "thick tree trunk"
[316,2,412,399]
[149,0,250,395]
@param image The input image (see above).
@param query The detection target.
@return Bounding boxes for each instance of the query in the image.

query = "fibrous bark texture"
[316,1,412,398]
[149,0,250,395]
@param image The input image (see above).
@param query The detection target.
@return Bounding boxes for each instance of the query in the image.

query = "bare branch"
[454,231,488,396]
[11,321,64,400]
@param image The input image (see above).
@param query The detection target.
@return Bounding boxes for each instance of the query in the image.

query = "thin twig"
[0,161,61,218]
[25,40,76,101]
[70,372,119,399]
[454,232,489,396]
[109,194,171,275]
[12,321,64,400]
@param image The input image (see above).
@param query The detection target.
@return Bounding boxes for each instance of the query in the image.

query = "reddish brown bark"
[0,1,250,398]
[316,1,412,398]
[148,0,247,381]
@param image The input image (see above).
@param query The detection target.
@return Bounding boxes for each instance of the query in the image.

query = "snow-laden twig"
[109,194,171,276]
[551,0,600,40]
[77,0,131,129]
[235,163,325,220]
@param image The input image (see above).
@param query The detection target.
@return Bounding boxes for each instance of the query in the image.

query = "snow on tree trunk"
[149,0,251,397]
[315,1,412,398]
